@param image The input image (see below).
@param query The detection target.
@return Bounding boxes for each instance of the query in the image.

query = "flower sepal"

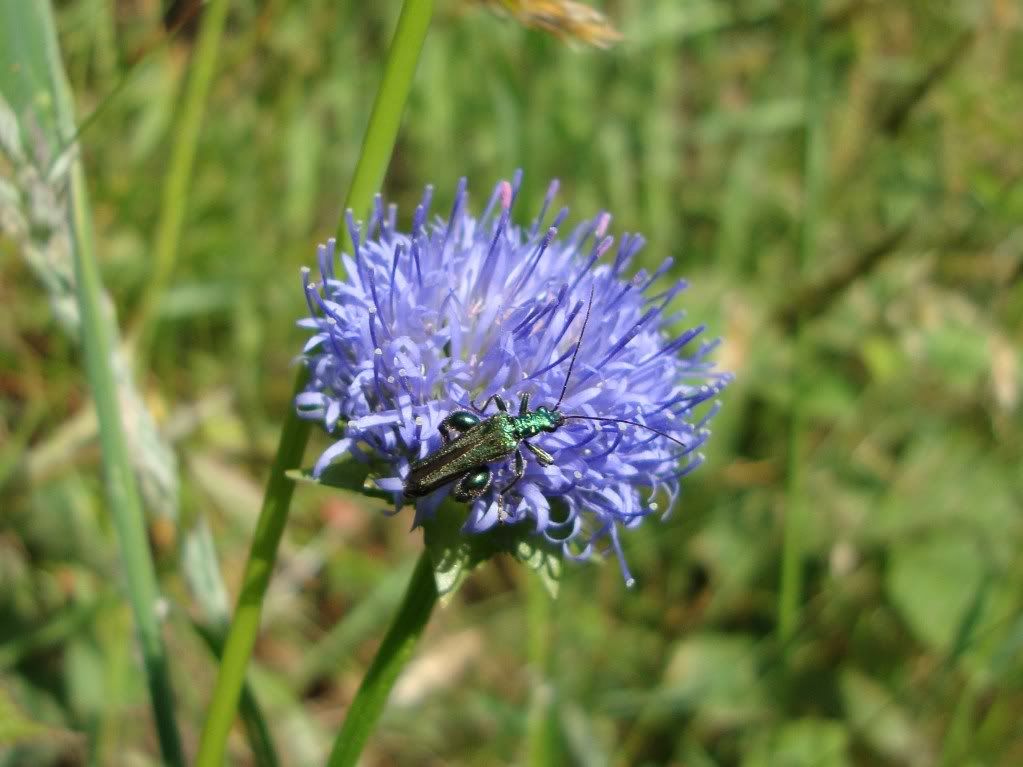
[286,458,394,502]
[424,500,563,604]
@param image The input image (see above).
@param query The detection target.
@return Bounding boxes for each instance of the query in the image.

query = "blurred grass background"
[2,0,1022,764]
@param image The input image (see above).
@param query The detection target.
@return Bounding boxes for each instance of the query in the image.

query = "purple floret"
[297,172,731,585]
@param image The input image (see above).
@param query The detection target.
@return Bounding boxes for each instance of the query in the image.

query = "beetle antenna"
[564,415,691,448]
[554,285,595,410]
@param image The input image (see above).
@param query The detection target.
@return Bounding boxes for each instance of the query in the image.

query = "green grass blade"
[0,1,186,762]
[778,0,826,645]
[340,0,435,234]
[325,551,438,767]
[66,64,188,767]
[130,0,231,358]
[296,558,417,691]
[194,2,435,764]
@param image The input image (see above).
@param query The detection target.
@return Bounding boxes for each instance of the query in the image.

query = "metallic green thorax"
[510,407,562,439]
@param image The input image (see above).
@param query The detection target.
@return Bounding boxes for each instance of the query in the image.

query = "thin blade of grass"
[778,0,826,645]
[129,0,231,359]
[295,558,416,692]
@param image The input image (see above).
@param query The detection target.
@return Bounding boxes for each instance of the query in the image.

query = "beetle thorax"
[512,407,563,439]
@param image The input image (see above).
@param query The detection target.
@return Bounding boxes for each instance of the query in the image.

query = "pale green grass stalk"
[325,551,438,767]
[130,0,231,358]
[6,1,188,762]
[195,2,435,763]
[778,0,825,643]
[53,2,272,755]
[68,131,187,767]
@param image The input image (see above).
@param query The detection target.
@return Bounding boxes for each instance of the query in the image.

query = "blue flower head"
[297,173,731,585]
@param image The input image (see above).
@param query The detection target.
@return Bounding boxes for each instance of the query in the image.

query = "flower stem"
[778,0,826,644]
[194,372,309,767]
[525,572,558,766]
[326,551,438,767]
[194,2,434,764]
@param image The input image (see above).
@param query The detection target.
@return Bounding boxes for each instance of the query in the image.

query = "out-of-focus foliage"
[1,0,1021,764]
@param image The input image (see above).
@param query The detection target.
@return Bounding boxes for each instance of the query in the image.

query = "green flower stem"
[67,94,187,767]
[195,377,310,766]
[778,0,825,644]
[130,0,230,359]
[195,2,434,764]
[525,573,558,766]
[326,551,438,767]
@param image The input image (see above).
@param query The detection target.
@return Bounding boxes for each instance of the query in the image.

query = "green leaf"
[922,320,991,394]
[423,502,563,603]
[840,670,923,764]
[286,461,393,501]
[660,633,767,729]
[0,683,62,748]
[886,533,986,651]
[515,537,562,599]
[743,718,851,767]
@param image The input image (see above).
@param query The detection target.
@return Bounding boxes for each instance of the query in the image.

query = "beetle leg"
[524,440,555,466]
[495,448,527,524]
[469,393,508,414]
[500,447,527,496]
[518,392,531,416]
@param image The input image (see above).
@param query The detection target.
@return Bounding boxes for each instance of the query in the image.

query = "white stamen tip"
[573,470,583,479]
[374,348,383,355]
[387,376,395,383]
[649,502,659,511]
